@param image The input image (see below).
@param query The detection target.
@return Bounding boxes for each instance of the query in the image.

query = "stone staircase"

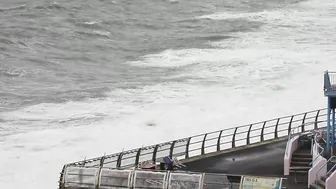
[289,134,313,183]
[289,149,312,183]
[309,133,336,189]
[310,172,331,189]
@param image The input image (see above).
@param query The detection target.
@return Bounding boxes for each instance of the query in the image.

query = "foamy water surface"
[1,0,336,188]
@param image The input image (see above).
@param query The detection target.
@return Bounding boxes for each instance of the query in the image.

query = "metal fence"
[324,71,336,91]
[59,168,284,189]
[63,108,329,170]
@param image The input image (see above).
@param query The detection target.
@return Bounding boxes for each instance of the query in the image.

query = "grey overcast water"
[1,0,336,188]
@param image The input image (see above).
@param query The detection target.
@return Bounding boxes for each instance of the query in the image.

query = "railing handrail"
[316,156,336,186]
[284,125,306,157]
[310,131,324,166]
[327,164,336,176]
[65,108,330,169]
[324,71,336,91]
[285,121,322,157]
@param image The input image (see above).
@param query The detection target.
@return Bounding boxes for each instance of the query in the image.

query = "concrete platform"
[181,140,309,189]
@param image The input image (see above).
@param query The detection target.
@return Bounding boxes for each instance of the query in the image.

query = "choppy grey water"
[2,0,336,188]
[0,0,302,112]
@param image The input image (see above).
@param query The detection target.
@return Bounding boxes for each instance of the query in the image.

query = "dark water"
[0,0,304,112]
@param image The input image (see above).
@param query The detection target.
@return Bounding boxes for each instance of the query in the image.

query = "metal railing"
[63,108,330,170]
[59,167,285,189]
[310,132,324,166]
[284,124,313,157]
[327,163,336,176]
[316,156,336,186]
[324,71,336,92]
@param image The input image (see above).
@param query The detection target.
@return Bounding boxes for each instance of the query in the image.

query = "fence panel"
[138,145,156,164]
[99,169,132,188]
[168,172,203,189]
[119,149,139,168]
[172,138,189,159]
[277,116,293,138]
[203,131,222,154]
[155,142,173,162]
[103,153,120,168]
[249,122,264,144]
[262,119,278,141]
[188,134,206,158]
[133,171,167,189]
[217,127,236,151]
[202,173,234,189]
[63,166,99,189]
[234,125,250,147]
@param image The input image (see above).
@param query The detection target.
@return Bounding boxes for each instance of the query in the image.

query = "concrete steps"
[290,149,312,183]
[309,172,333,189]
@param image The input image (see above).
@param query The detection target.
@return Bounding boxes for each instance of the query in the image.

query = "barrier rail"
[64,108,329,171]
[285,124,311,157]
[316,156,336,186]
[324,71,336,93]
[310,132,324,166]
[59,167,284,189]
[327,164,336,176]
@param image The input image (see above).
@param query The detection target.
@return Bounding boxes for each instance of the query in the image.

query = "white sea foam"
[1,0,336,188]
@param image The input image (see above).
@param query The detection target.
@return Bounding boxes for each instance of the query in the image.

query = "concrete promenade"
[181,140,309,189]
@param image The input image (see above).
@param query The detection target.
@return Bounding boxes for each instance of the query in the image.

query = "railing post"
[135,148,142,166]
[152,145,160,163]
[232,127,238,148]
[247,124,253,145]
[201,134,208,155]
[315,110,320,129]
[59,165,66,189]
[302,113,307,132]
[116,152,123,168]
[185,137,191,159]
[274,118,280,139]
[169,141,176,159]
[261,121,266,142]
[217,130,223,151]
[288,116,294,135]
[97,157,105,189]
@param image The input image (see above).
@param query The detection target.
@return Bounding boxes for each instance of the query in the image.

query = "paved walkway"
[181,139,309,189]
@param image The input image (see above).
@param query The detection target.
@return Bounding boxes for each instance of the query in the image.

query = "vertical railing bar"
[100,154,106,167]
[288,116,294,135]
[185,137,191,159]
[261,121,267,142]
[217,130,223,151]
[169,141,176,159]
[116,152,123,168]
[274,118,280,139]
[135,148,142,166]
[201,134,208,155]
[315,110,320,129]
[302,113,307,132]
[152,144,160,163]
[232,127,238,148]
[247,124,253,145]
[96,156,105,189]
[59,165,66,189]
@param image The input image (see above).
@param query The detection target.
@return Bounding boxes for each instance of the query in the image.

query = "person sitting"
[162,156,186,170]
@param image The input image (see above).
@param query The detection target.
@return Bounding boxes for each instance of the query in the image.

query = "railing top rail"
[310,131,324,166]
[316,156,336,185]
[66,108,327,166]
[327,164,336,175]
[285,121,320,156]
